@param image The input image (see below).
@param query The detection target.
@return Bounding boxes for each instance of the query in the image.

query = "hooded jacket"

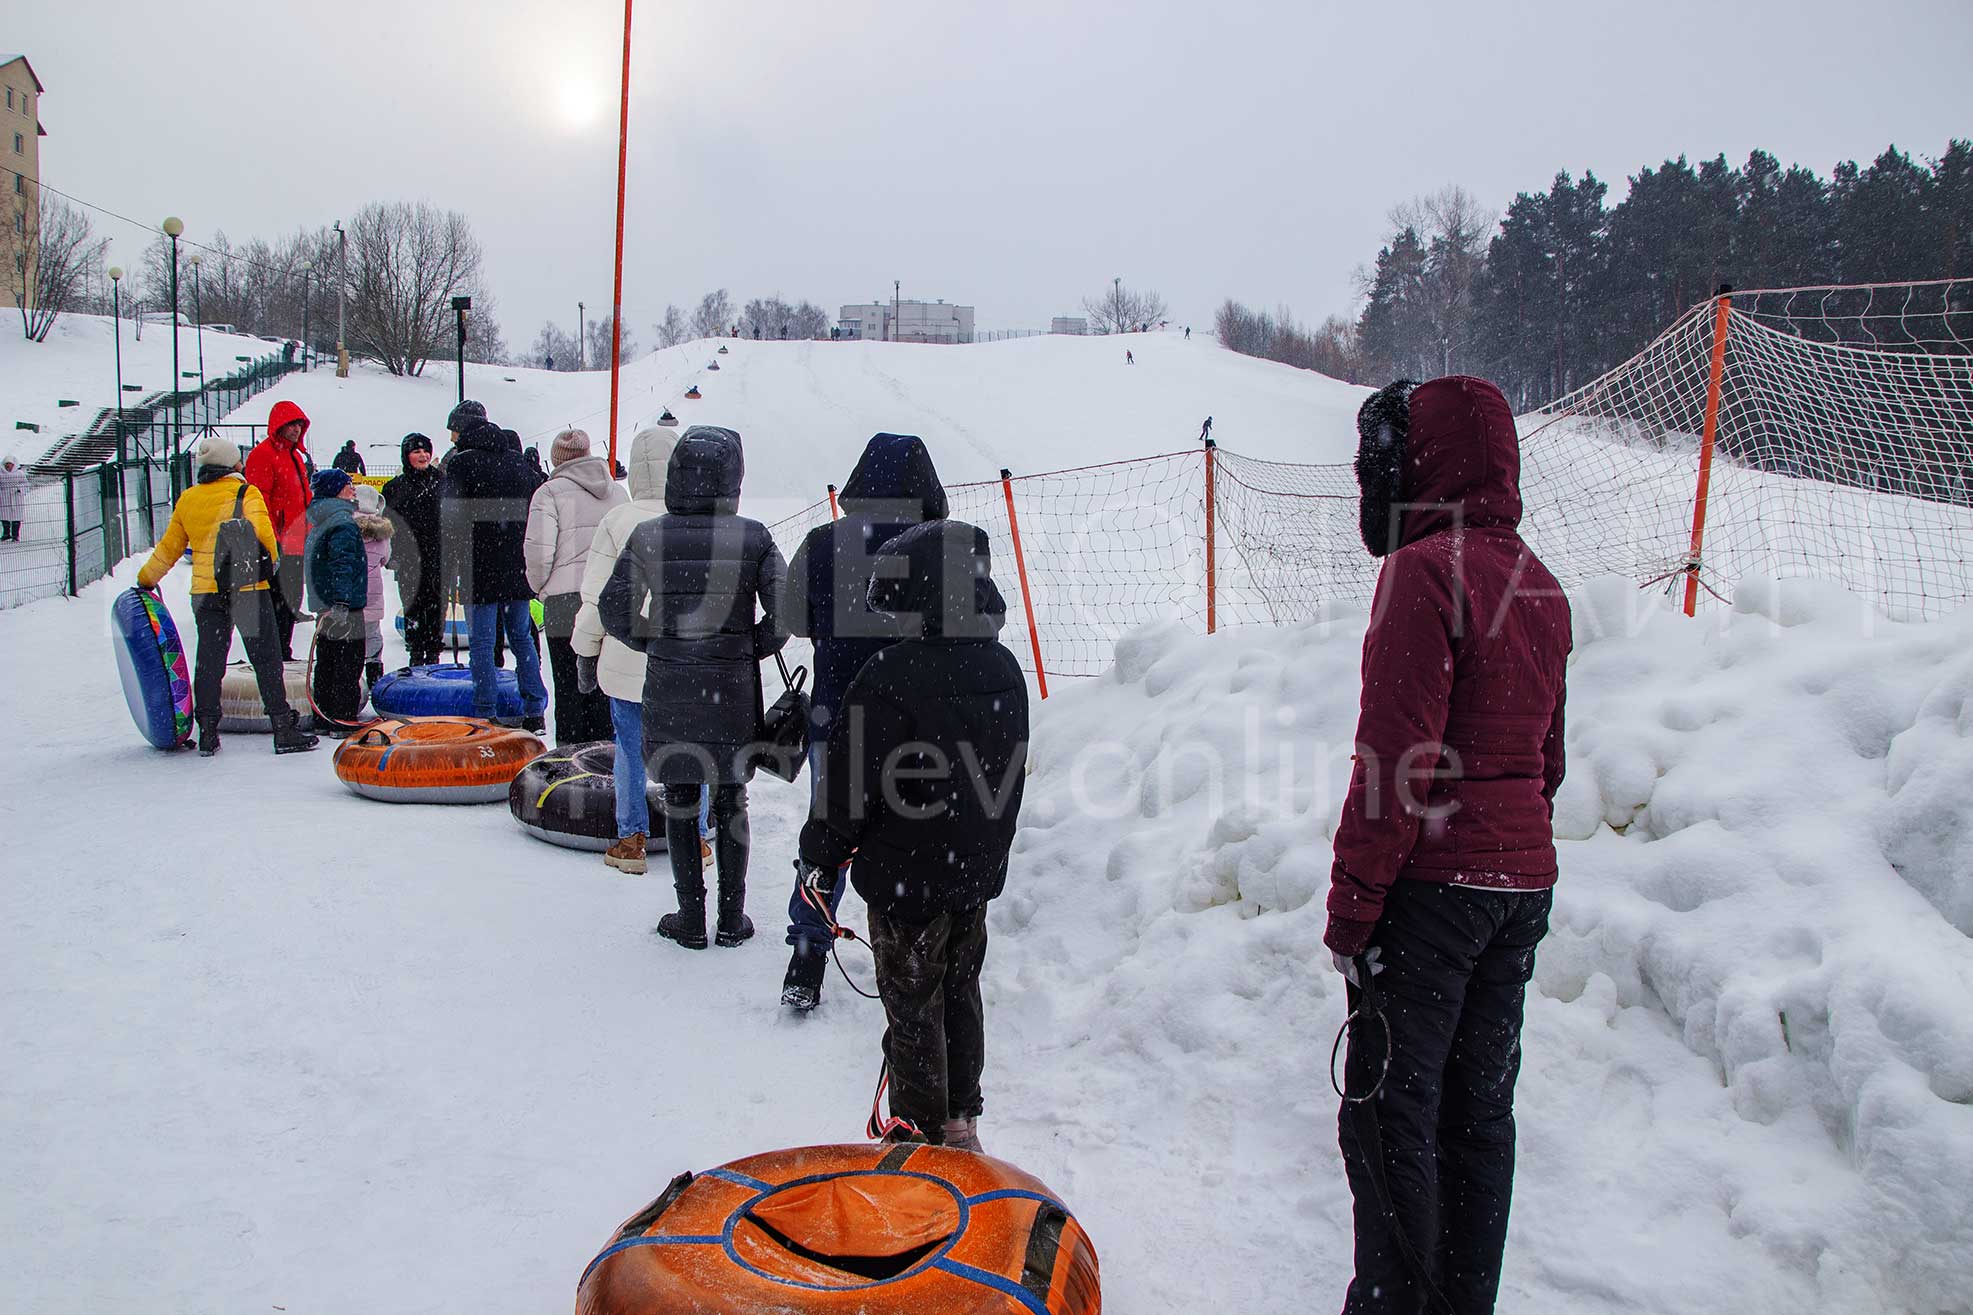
[799,519,1026,922]
[1324,376,1572,958]
[572,425,677,702]
[524,454,627,602]
[243,399,315,555]
[136,468,279,594]
[596,426,788,785]
[787,433,948,737]
[381,435,444,604]
[356,507,394,624]
[304,493,367,613]
[332,441,366,475]
[439,417,539,604]
[0,462,26,519]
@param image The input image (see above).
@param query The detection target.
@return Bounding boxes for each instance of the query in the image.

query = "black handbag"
[754,651,811,783]
[212,483,275,595]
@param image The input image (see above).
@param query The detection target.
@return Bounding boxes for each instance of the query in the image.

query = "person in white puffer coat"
[570,422,707,873]
[526,428,627,744]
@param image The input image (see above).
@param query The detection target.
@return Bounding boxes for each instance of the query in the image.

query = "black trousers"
[869,904,990,1142]
[1338,881,1552,1315]
[271,555,305,660]
[543,592,612,744]
[312,628,368,727]
[190,590,292,734]
[400,562,444,666]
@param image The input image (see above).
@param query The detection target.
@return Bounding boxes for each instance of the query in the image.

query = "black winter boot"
[197,726,222,757]
[781,942,827,1010]
[658,887,709,949]
[272,710,319,754]
[364,660,384,696]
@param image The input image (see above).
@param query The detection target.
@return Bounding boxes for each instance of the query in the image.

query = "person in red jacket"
[1326,376,1570,1315]
[244,399,317,659]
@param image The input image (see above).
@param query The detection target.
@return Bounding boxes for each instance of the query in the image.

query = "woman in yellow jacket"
[137,433,319,756]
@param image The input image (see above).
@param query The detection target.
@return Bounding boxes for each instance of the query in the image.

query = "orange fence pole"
[1000,467,1048,699]
[1204,437,1217,634]
[605,0,634,470]
[1683,284,1733,617]
[826,483,840,519]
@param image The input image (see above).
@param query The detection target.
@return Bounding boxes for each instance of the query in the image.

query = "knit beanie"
[194,433,242,471]
[550,428,592,465]
[446,399,487,434]
[311,468,352,499]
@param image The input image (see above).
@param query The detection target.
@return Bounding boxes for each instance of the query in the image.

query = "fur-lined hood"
[356,511,394,543]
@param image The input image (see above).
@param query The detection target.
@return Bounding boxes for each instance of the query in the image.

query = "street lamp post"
[893,279,900,343]
[334,219,349,378]
[298,259,314,372]
[577,300,585,370]
[162,217,184,477]
[451,295,471,404]
[108,266,126,464]
[189,253,207,425]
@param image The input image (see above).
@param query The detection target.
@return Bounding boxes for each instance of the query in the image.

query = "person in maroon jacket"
[1326,376,1571,1315]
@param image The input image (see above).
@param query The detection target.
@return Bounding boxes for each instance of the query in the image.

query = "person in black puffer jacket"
[797,518,1028,1151]
[779,432,948,1010]
[598,426,788,951]
[382,432,445,665]
[440,415,548,729]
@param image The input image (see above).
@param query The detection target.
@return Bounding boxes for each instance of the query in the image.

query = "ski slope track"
[2,333,1970,1314]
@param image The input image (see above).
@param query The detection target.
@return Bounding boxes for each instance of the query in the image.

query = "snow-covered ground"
[3,331,1970,1313]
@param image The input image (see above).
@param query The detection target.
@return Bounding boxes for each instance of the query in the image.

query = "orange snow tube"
[578,1143,1100,1315]
[332,717,543,804]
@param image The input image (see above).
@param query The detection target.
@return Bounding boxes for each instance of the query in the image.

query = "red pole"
[606,0,634,470]
[826,483,840,520]
[1204,438,1217,634]
[1683,287,1733,617]
[1001,468,1048,699]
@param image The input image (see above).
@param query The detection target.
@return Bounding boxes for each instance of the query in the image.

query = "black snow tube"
[508,741,667,853]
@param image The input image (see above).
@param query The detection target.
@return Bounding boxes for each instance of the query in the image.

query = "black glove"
[575,654,600,694]
[796,858,838,897]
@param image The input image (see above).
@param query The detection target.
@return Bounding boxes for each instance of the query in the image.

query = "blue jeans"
[467,600,547,719]
[787,738,847,949]
[610,696,709,841]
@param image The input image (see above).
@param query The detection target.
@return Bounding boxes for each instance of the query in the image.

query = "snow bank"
[1006,579,1973,1313]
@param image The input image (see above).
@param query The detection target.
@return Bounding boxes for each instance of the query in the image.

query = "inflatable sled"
[333,717,542,803]
[717,345,729,354]
[393,602,470,645]
[215,660,315,733]
[112,588,194,750]
[683,386,702,399]
[370,663,521,719]
[707,360,721,370]
[578,1143,1100,1315]
[508,742,666,853]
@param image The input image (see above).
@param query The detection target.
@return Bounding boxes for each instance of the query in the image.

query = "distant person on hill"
[1184,326,1191,340]
[1125,349,1134,365]
[525,427,626,744]
[796,519,1027,1151]
[135,433,317,757]
[779,432,947,1012]
[598,427,787,951]
[0,456,26,540]
[303,468,369,732]
[352,484,394,696]
[382,434,445,666]
[1325,376,1571,1315]
[243,399,316,660]
[440,414,549,733]
[332,440,366,475]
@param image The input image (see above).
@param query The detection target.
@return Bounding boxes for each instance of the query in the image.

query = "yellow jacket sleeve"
[136,505,190,588]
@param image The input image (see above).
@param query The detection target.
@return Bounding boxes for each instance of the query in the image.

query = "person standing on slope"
[243,399,316,660]
[797,519,1027,1151]
[332,440,366,475]
[597,427,786,950]
[440,413,549,732]
[0,456,26,541]
[779,432,947,1011]
[1326,376,1571,1315]
[525,427,626,744]
[135,433,317,756]
[382,434,445,666]
[303,469,370,731]
[352,484,394,696]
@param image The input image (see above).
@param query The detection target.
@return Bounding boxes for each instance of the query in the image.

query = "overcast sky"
[14,0,1972,348]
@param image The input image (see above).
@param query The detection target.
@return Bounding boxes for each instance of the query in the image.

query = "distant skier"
[332,440,366,476]
[1125,350,1134,365]
[1326,376,1570,1315]
[1201,416,1213,443]
[1184,326,1191,340]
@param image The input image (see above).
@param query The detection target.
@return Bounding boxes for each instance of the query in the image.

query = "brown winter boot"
[603,832,648,875]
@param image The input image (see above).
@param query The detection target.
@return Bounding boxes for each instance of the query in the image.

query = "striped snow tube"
[112,588,193,750]
[507,742,667,853]
[370,663,520,719]
[577,1143,1100,1315]
[216,660,315,732]
[332,717,543,804]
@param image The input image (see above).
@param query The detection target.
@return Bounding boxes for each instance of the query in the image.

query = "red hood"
[267,399,311,448]
[1397,375,1522,547]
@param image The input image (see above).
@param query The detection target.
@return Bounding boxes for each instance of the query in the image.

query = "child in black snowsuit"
[797,520,1029,1152]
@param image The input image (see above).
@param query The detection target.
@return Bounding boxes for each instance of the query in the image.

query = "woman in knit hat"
[524,427,627,743]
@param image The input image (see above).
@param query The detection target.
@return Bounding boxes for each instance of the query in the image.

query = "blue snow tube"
[112,587,194,750]
[369,663,522,719]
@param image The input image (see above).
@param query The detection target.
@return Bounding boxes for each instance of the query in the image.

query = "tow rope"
[794,880,924,1143]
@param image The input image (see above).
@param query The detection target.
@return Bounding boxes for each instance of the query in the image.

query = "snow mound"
[1008,579,1973,1313]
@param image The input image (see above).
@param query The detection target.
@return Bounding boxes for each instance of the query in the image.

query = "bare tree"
[464,291,509,364]
[343,201,488,377]
[1083,279,1169,334]
[1381,185,1494,375]
[789,300,830,339]
[585,313,638,367]
[526,321,580,370]
[653,303,687,348]
[689,289,733,340]
[10,188,107,342]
